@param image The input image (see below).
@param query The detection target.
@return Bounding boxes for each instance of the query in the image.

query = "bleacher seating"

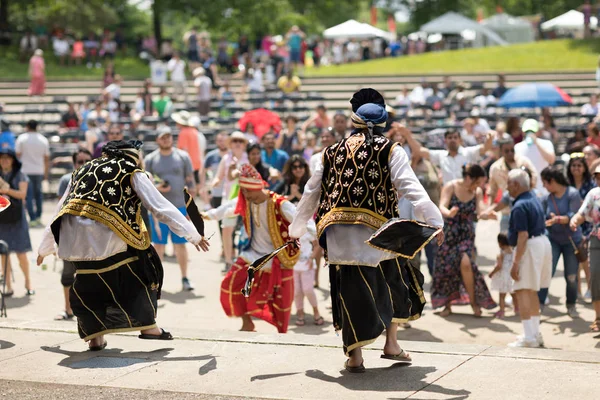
[1,71,598,198]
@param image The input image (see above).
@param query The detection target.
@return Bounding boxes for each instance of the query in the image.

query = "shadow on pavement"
[4,295,31,310]
[40,345,217,375]
[250,372,301,382]
[160,290,205,304]
[306,364,470,399]
[0,340,15,350]
[397,327,443,343]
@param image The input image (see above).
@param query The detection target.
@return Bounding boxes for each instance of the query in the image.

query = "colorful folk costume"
[206,164,305,333]
[38,140,202,342]
[290,89,444,357]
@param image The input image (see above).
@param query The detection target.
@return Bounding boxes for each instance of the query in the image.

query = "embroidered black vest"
[51,156,150,250]
[315,133,399,238]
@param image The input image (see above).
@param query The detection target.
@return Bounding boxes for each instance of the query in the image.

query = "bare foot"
[383,341,403,357]
[439,307,452,317]
[471,304,482,318]
[240,315,255,332]
[88,335,105,349]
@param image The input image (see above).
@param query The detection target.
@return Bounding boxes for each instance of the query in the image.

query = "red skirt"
[220,257,293,333]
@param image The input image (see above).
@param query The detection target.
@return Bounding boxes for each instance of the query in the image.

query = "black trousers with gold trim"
[69,249,162,341]
[331,257,425,356]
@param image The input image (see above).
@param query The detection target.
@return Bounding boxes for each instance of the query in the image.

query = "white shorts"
[513,235,552,292]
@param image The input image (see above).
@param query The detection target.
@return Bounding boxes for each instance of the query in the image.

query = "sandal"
[344,359,365,373]
[54,311,75,321]
[381,349,412,363]
[88,340,107,351]
[494,310,505,319]
[314,316,324,326]
[295,317,305,326]
[590,319,600,333]
[138,328,173,340]
[3,291,13,297]
[26,289,35,296]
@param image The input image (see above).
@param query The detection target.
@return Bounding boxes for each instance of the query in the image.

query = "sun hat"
[171,110,194,127]
[230,131,248,143]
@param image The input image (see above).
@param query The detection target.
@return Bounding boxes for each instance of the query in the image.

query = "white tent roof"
[323,19,394,41]
[420,11,508,45]
[541,10,597,31]
[482,13,532,29]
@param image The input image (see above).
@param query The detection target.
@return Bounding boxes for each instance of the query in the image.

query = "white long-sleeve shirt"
[289,145,443,267]
[38,172,202,261]
[206,197,315,270]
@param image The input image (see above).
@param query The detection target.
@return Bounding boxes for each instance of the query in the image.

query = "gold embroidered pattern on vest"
[316,134,398,238]
[53,156,150,250]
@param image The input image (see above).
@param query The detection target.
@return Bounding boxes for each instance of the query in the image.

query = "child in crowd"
[489,233,514,319]
[294,230,324,326]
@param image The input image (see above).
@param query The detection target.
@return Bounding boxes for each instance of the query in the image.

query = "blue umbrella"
[497,83,573,108]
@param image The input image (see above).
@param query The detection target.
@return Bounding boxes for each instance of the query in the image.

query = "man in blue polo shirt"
[506,169,552,348]
[261,132,289,172]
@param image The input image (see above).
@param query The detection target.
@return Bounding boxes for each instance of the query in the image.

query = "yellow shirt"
[277,76,301,94]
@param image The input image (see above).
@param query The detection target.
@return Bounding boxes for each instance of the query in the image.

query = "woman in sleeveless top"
[432,164,497,317]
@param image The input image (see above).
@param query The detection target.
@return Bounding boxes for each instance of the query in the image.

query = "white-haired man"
[506,169,552,348]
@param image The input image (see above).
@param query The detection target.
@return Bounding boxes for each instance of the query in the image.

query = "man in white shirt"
[421,129,493,185]
[15,120,49,227]
[290,89,444,372]
[167,52,188,104]
[53,34,70,66]
[103,74,122,100]
[514,119,555,195]
[580,93,599,116]
[193,67,212,117]
[472,88,496,114]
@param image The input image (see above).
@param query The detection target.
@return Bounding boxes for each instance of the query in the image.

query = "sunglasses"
[292,164,305,170]
[231,139,245,144]
[570,152,585,159]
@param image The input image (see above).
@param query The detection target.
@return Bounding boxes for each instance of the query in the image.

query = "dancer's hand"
[195,237,210,252]
[36,255,44,266]
[436,231,445,246]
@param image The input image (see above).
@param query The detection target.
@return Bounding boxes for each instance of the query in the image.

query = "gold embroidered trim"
[266,196,299,269]
[56,199,150,250]
[366,219,442,260]
[317,207,388,238]
[76,256,139,274]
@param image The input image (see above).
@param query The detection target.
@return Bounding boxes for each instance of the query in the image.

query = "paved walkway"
[0,203,598,398]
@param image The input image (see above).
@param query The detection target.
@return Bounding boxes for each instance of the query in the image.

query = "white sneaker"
[516,333,544,347]
[508,336,540,348]
[544,297,550,305]
[584,290,592,302]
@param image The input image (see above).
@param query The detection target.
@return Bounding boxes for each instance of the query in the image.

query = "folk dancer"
[37,140,209,350]
[289,89,444,372]
[204,164,312,333]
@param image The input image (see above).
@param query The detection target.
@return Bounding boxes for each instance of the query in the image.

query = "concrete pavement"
[0,203,598,398]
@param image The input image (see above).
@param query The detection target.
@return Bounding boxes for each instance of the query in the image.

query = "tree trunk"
[152,0,162,52]
[0,0,8,29]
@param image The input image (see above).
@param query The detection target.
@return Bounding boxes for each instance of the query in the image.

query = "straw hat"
[171,110,194,127]
[34,49,43,56]
[230,131,248,143]
[193,67,206,77]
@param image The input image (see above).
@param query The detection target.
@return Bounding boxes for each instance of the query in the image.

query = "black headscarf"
[102,140,143,163]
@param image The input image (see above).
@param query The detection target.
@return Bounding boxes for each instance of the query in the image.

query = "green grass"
[305,39,600,76]
[0,49,150,81]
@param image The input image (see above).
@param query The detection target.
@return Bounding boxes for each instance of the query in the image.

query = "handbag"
[0,172,23,224]
[550,194,587,263]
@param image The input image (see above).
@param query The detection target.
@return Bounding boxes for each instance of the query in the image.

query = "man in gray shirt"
[144,128,196,291]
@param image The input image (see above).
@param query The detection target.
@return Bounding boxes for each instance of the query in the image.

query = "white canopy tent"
[481,13,535,43]
[420,12,508,47]
[541,10,597,32]
[323,19,395,41]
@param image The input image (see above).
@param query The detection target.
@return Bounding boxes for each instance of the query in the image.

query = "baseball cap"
[594,165,600,175]
[522,119,539,134]
[156,126,172,139]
